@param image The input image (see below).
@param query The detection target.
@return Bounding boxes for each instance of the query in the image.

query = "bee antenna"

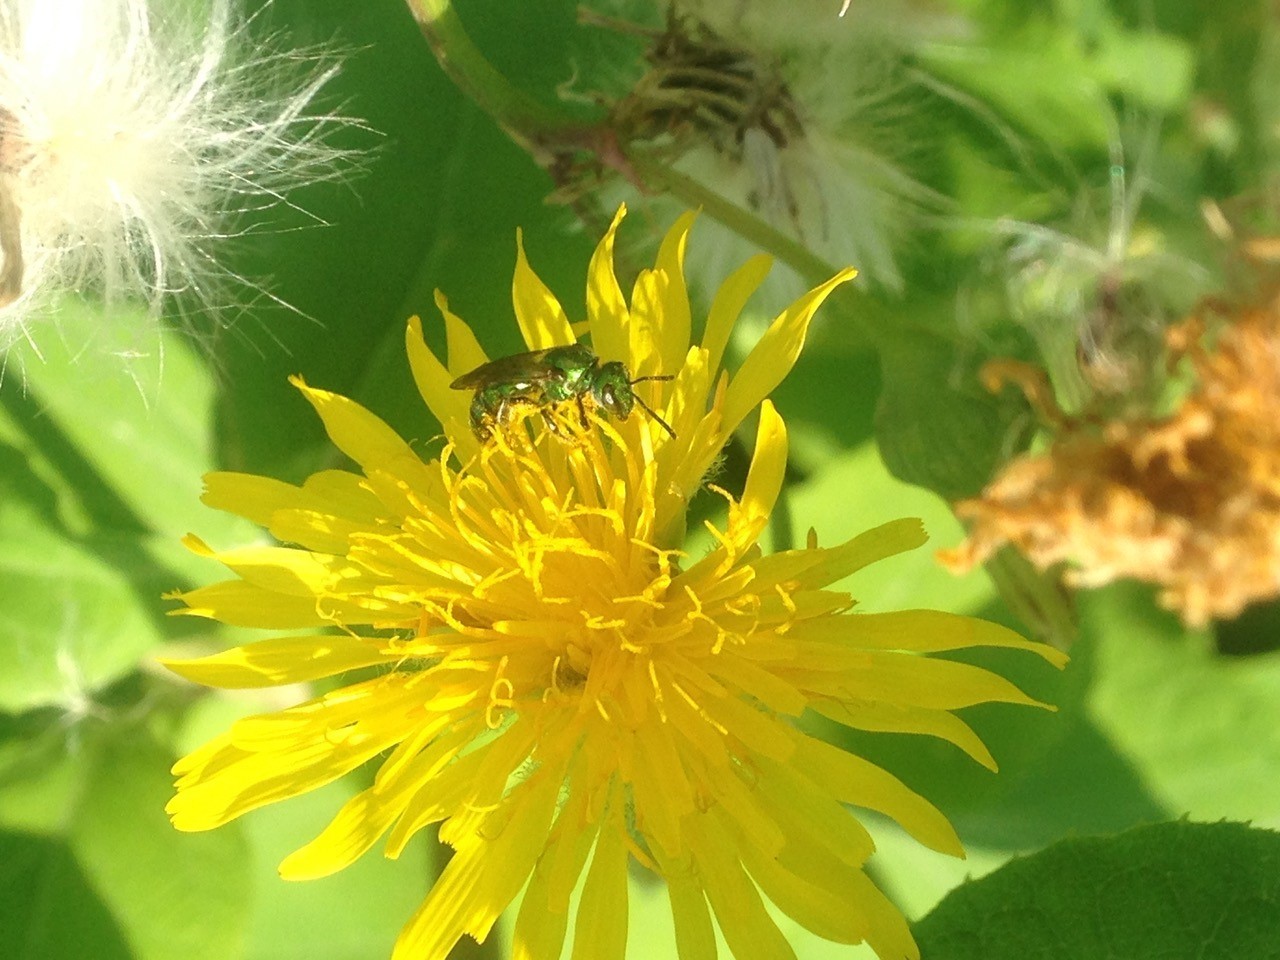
[632,394,677,439]
[630,374,676,385]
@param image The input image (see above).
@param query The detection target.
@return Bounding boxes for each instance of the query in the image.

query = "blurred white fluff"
[588,0,962,314]
[0,0,354,345]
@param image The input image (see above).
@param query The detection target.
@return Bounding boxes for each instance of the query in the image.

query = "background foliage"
[2,1,1278,958]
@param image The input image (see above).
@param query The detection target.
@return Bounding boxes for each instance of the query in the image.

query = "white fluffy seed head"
[586,0,952,319]
[0,0,359,346]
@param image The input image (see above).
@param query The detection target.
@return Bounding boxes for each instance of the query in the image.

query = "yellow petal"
[161,634,396,688]
[720,267,855,435]
[435,290,491,379]
[628,267,664,378]
[799,649,1051,712]
[392,770,562,960]
[512,783,598,960]
[629,722,695,859]
[653,209,697,376]
[212,469,389,553]
[277,784,403,880]
[267,507,366,556]
[302,470,389,518]
[397,720,540,854]
[570,801,629,960]
[755,755,875,868]
[701,252,772,378]
[739,839,866,945]
[663,345,713,441]
[384,747,491,857]
[802,517,928,587]
[706,652,808,717]
[846,869,920,960]
[201,472,299,526]
[405,315,481,460]
[738,400,788,532]
[792,732,963,857]
[291,376,421,476]
[811,699,997,770]
[702,760,785,859]
[169,685,420,830]
[630,210,697,378]
[688,813,797,960]
[832,609,1070,666]
[513,228,575,349]
[586,205,630,364]
[182,535,348,597]
[169,580,336,628]
[281,717,472,880]
[652,849,718,960]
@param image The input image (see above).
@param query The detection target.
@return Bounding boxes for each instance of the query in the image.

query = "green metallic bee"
[449,342,676,440]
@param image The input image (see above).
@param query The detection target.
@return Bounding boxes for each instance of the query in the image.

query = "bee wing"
[449,348,561,390]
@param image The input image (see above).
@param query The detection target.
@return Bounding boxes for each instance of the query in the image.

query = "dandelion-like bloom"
[166,208,1065,960]
[0,0,354,344]
[941,294,1280,626]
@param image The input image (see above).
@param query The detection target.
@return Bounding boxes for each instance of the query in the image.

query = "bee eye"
[602,386,615,406]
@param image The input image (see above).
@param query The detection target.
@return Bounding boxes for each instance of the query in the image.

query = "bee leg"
[470,395,495,440]
[496,397,549,443]
[540,408,563,437]
[576,395,589,428]
[495,398,528,427]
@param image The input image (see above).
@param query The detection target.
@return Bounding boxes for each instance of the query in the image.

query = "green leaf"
[0,720,91,835]
[240,774,436,960]
[13,299,237,542]
[70,732,253,960]
[874,327,1032,501]
[0,724,252,960]
[0,511,177,713]
[919,34,1112,150]
[1093,27,1195,111]
[914,821,1280,960]
[1082,583,1280,824]
[0,832,134,960]
[0,303,241,713]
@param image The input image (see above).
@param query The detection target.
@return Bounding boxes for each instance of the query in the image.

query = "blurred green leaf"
[0,832,134,960]
[0,724,251,960]
[914,821,1280,960]
[13,300,238,542]
[1093,27,1195,111]
[1082,583,1280,825]
[0,727,88,835]
[0,509,176,713]
[0,305,257,713]
[920,35,1112,150]
[874,327,1031,502]
[70,732,252,960]
[240,761,435,960]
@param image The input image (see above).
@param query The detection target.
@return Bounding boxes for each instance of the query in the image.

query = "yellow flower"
[165,206,1065,960]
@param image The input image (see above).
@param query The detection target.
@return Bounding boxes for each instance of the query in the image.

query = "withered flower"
[941,294,1280,627]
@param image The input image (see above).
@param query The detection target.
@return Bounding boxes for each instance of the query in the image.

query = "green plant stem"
[403,0,576,162]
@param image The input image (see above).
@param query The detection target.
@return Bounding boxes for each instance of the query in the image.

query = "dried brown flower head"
[940,294,1280,627]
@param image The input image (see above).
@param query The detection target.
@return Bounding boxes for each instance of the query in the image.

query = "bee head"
[593,361,635,418]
